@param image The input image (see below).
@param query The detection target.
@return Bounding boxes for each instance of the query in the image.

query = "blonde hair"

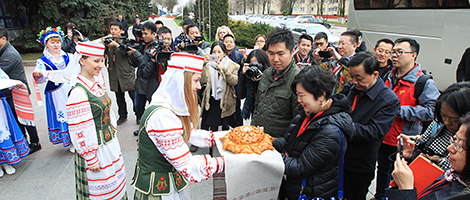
[179,71,200,142]
[215,26,234,42]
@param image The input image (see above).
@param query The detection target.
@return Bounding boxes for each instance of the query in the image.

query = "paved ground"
[0,17,374,200]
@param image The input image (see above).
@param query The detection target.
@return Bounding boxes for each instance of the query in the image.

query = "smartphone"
[319,50,332,58]
[209,55,219,62]
[398,137,404,159]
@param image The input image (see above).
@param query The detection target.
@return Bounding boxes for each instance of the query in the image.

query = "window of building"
[300,7,305,11]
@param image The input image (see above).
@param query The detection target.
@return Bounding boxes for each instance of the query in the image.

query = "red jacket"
[383,64,439,146]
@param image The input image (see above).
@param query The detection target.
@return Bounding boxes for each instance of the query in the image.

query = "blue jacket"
[383,63,440,146]
[342,78,400,173]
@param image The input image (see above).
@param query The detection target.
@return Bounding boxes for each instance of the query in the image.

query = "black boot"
[29,143,42,154]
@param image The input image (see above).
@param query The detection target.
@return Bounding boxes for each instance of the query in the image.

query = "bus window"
[355,0,470,9]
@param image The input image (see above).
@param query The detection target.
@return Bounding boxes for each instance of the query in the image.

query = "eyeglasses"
[392,50,415,57]
[376,48,392,55]
[314,42,325,46]
[450,136,467,153]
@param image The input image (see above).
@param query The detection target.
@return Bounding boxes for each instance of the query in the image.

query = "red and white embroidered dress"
[67,75,126,199]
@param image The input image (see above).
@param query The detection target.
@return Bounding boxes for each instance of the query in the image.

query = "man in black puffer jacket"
[273,66,355,199]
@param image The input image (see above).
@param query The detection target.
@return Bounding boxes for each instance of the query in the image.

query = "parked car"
[258,19,282,28]
[294,15,314,22]
[229,15,247,22]
[280,20,301,30]
[304,18,332,29]
[291,24,339,47]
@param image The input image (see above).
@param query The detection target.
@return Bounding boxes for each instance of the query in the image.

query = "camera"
[177,35,204,53]
[150,39,173,63]
[245,62,264,79]
[319,50,332,62]
[104,34,145,52]
[121,38,145,52]
[71,26,80,37]
[319,50,332,58]
[414,138,443,157]
[103,36,113,46]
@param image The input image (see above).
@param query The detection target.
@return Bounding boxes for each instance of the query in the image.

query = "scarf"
[210,56,230,100]
[444,169,469,187]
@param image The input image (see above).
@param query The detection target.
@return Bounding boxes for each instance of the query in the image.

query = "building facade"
[229,0,349,17]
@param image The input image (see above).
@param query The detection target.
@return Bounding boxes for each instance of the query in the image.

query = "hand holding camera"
[397,134,422,159]
[245,62,264,80]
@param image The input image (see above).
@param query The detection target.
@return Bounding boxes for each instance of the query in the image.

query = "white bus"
[348,0,470,90]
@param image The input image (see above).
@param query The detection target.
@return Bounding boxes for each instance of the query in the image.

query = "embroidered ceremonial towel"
[0,80,35,126]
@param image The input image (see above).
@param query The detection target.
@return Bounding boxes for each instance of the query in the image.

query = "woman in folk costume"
[32,27,74,152]
[133,53,225,200]
[0,68,30,177]
[66,42,127,200]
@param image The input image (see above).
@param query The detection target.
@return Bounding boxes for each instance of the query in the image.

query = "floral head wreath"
[37,26,65,46]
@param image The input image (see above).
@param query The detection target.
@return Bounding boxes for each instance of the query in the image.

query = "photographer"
[238,49,270,120]
[173,18,193,51]
[312,32,331,65]
[62,22,89,54]
[134,22,159,128]
[402,82,470,170]
[200,41,239,131]
[178,24,210,56]
[132,18,143,41]
[320,31,358,94]
[102,21,140,125]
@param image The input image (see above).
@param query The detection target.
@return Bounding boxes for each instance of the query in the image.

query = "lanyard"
[296,52,311,64]
[351,94,358,111]
[297,111,324,137]
[332,62,342,75]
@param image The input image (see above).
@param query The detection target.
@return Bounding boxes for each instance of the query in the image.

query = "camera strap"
[423,122,444,149]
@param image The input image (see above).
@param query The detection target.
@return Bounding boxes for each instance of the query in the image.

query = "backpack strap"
[414,71,433,100]
[334,125,344,199]
[299,125,344,199]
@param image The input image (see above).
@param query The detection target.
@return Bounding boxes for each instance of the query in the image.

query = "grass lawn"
[21,53,42,61]
[327,21,347,26]
[174,19,183,26]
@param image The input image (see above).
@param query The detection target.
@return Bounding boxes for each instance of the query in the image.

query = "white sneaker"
[0,168,4,177]
[2,164,15,175]
[69,145,75,153]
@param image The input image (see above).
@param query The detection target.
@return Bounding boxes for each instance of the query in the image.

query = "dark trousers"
[115,84,135,118]
[344,170,375,200]
[6,96,39,144]
[134,92,148,122]
[375,143,397,200]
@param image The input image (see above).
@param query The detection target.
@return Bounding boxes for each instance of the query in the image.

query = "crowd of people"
[1,14,470,200]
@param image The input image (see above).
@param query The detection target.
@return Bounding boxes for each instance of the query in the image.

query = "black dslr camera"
[149,39,173,63]
[71,26,80,37]
[245,62,265,79]
[414,138,443,157]
[177,35,204,53]
[103,34,145,52]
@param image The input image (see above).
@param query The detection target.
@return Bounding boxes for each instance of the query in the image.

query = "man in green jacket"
[251,27,301,138]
